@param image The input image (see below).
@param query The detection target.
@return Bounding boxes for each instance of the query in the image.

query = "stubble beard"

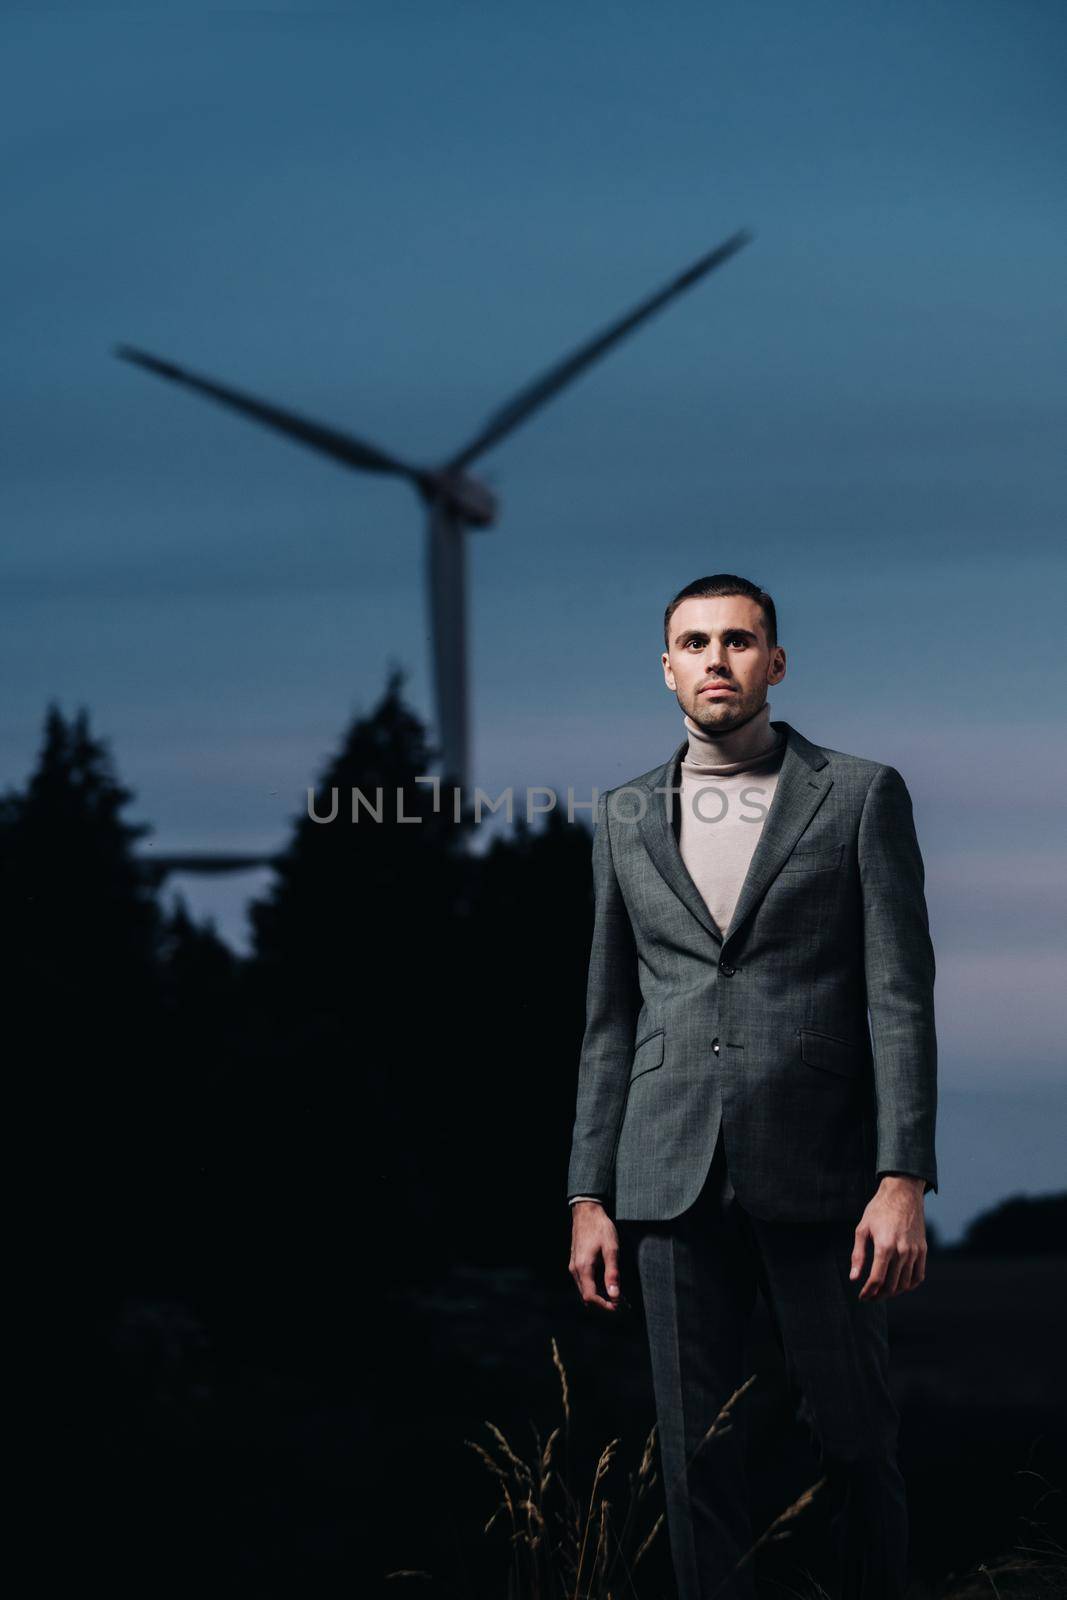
[684,682,767,734]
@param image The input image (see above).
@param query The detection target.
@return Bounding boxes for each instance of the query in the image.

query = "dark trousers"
[618,1136,908,1600]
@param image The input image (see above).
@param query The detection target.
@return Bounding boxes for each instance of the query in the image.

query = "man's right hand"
[569,1200,623,1311]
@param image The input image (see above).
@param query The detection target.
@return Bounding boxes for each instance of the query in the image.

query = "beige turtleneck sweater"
[569,701,785,1210]
[675,699,785,938]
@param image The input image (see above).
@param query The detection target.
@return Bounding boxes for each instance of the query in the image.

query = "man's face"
[661,595,786,731]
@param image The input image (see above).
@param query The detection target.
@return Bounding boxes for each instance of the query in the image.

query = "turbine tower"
[117,228,752,791]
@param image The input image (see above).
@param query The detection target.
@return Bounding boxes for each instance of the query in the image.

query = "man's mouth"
[699,684,737,695]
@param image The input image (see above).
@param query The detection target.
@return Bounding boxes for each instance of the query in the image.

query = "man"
[565,573,937,1600]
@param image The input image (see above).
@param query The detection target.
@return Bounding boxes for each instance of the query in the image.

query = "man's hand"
[569,1200,623,1312]
[850,1175,928,1300]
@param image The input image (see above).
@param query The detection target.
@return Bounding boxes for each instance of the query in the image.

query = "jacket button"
[711,1037,720,1054]
[719,961,736,976]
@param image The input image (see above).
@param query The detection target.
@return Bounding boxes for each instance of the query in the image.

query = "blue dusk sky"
[3,4,1064,1237]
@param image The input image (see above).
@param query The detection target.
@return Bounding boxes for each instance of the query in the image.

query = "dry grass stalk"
[459,1342,826,1600]
[552,1335,571,1434]
[708,1477,827,1598]
[464,1342,665,1600]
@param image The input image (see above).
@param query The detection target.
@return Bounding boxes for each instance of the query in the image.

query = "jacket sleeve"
[858,764,939,1194]
[565,790,642,1204]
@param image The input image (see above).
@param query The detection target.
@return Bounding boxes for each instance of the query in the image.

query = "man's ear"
[662,651,675,690]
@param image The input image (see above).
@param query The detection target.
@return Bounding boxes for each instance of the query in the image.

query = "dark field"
[87,1248,1067,1597]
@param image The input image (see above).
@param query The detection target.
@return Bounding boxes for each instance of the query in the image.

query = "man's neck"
[682,699,783,775]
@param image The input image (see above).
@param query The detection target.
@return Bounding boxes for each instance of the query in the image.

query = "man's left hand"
[850,1175,928,1300]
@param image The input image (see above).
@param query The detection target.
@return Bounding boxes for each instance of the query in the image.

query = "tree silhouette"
[0,703,180,1317]
[233,667,599,1286]
[0,701,162,1047]
[957,1191,1067,1255]
[160,896,240,1027]
[248,663,472,1024]
[233,669,479,1301]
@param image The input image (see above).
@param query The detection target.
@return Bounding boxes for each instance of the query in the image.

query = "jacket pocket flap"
[629,1028,665,1083]
[799,1027,857,1077]
[781,842,844,873]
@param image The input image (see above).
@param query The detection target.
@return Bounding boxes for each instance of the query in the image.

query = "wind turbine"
[117,228,752,792]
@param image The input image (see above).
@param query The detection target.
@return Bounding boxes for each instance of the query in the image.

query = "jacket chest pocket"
[629,1028,665,1084]
[780,842,844,874]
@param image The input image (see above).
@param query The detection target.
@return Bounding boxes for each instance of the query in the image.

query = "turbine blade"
[447,229,754,471]
[115,344,421,482]
[425,501,470,791]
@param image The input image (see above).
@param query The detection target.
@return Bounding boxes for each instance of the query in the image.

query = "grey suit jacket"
[565,720,938,1223]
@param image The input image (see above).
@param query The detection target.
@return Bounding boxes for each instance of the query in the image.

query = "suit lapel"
[721,724,832,944]
[635,720,833,950]
[636,735,724,943]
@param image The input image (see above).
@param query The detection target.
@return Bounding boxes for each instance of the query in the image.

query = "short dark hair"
[663,573,777,651]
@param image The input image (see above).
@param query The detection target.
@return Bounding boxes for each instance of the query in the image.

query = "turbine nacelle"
[418,468,498,529]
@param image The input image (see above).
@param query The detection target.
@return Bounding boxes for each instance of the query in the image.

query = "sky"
[3,2,1064,1238]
